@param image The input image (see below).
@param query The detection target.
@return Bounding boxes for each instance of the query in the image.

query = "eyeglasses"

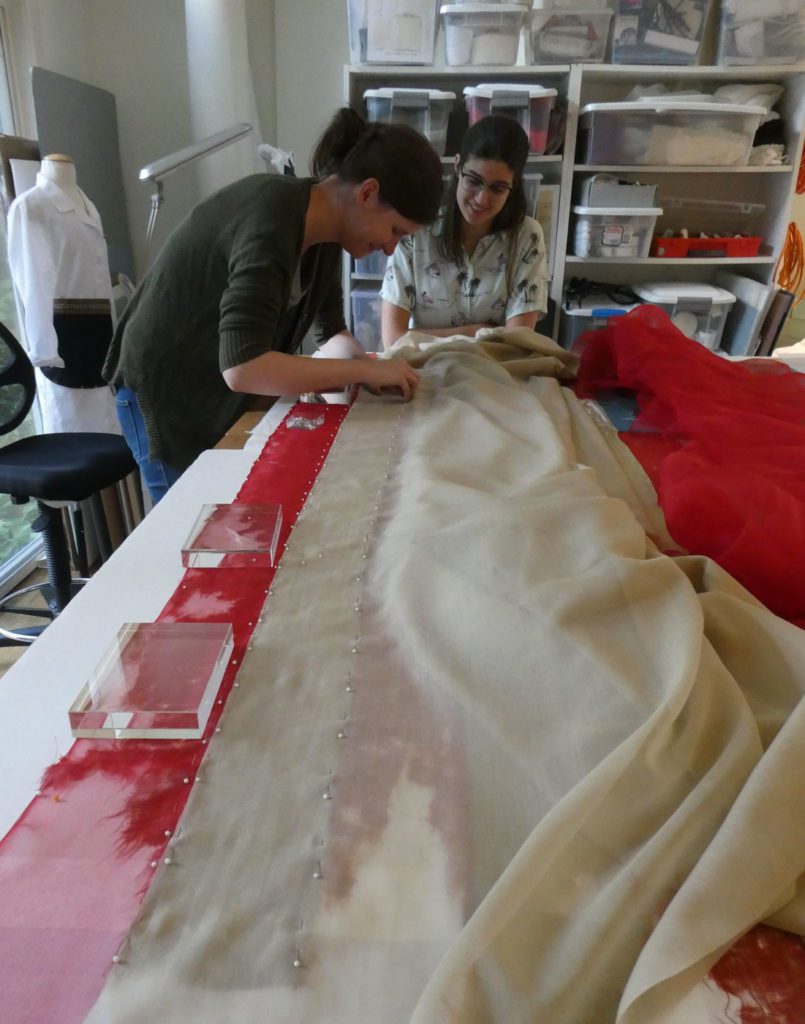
[459,170,513,199]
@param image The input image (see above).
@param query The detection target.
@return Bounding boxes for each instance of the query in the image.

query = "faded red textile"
[576,305,805,628]
[0,402,349,1024]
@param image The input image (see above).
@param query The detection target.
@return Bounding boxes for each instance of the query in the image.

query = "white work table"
[0,401,290,839]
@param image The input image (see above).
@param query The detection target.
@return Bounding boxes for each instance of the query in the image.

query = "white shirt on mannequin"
[6,153,119,434]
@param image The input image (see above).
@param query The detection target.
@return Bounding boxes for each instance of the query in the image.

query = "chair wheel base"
[0,579,85,646]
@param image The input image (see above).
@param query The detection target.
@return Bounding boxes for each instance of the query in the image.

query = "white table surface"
[0,401,290,839]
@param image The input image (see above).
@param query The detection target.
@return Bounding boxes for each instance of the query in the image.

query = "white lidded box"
[578,100,767,166]
[634,282,736,349]
[464,83,557,153]
[351,287,384,353]
[717,0,805,65]
[364,87,456,154]
[572,205,662,258]
[348,0,440,64]
[440,3,528,65]
[529,0,613,62]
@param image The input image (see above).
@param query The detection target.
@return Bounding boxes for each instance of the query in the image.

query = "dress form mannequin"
[38,154,88,214]
[6,153,120,433]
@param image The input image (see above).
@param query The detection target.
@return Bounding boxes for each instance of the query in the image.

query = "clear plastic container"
[578,101,767,166]
[439,3,527,65]
[657,195,766,235]
[611,0,714,64]
[464,83,557,153]
[354,250,389,277]
[529,2,613,62]
[634,282,737,349]
[572,205,663,258]
[578,173,658,209]
[351,287,384,353]
[348,0,439,64]
[717,0,805,65]
[364,87,456,153]
[523,172,542,218]
[560,303,631,348]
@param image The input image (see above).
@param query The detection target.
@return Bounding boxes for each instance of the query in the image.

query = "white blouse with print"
[380,214,548,330]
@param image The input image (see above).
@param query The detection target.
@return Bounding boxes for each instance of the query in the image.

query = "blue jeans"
[115,387,182,504]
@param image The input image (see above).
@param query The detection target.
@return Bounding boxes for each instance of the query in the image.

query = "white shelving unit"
[344,61,805,351]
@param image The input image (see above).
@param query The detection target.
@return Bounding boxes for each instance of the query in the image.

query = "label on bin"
[601,225,625,247]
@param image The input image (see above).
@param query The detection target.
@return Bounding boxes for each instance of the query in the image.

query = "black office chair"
[0,321,136,645]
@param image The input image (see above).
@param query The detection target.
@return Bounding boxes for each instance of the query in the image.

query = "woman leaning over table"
[105,106,444,504]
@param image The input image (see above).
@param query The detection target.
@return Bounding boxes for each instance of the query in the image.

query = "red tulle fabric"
[575,305,805,628]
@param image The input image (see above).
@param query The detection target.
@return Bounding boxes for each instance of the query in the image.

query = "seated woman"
[380,114,549,349]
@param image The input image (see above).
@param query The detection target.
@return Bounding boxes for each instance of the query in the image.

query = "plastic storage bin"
[529,0,613,62]
[523,172,542,218]
[717,0,805,65]
[578,173,658,209]
[572,205,662,258]
[354,250,389,277]
[651,195,765,258]
[351,287,384,353]
[634,283,736,349]
[440,4,527,65]
[364,87,455,153]
[611,0,714,64]
[464,83,557,153]
[578,101,767,166]
[348,0,439,64]
[560,303,631,349]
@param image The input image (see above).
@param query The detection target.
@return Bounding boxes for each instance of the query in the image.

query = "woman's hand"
[361,356,420,401]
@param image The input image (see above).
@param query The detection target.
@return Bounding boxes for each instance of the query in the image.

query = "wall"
[87,0,198,269]
[274,0,349,177]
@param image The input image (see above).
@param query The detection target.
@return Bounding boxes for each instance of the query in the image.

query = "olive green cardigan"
[104,175,346,470]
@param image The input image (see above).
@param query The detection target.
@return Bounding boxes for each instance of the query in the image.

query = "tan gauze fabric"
[86,333,805,1023]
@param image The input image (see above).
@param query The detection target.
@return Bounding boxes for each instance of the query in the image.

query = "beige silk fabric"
[389,324,580,381]
[86,336,805,1023]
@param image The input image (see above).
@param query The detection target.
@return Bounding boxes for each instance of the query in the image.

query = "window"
[0,18,38,595]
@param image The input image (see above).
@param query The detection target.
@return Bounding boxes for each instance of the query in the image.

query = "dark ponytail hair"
[439,115,530,293]
[310,106,443,226]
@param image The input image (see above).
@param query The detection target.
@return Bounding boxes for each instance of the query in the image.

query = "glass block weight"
[69,622,234,740]
[181,503,282,568]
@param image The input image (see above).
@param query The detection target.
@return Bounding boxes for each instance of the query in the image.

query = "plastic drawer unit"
[364,87,456,154]
[634,283,736,349]
[439,3,527,64]
[717,0,805,65]
[351,287,384,353]
[611,0,713,64]
[578,100,767,166]
[529,0,614,62]
[464,83,557,153]
[572,205,663,258]
[348,0,440,64]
